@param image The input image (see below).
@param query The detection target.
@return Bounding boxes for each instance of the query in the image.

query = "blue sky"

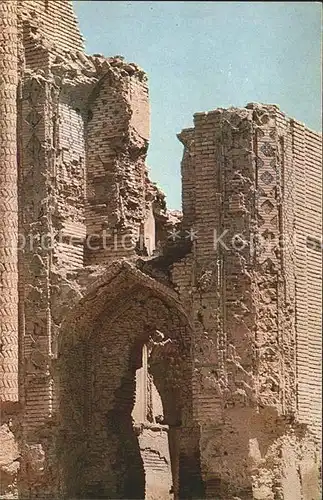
[73,1,322,209]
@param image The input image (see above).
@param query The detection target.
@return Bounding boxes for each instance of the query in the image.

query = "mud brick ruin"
[0,1,322,499]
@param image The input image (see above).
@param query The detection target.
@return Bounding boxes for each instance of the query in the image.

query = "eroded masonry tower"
[0,1,322,499]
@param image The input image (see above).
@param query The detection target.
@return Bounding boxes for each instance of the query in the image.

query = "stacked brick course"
[0,0,19,405]
[292,122,322,437]
[0,1,321,499]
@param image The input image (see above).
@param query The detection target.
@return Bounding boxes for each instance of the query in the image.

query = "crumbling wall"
[179,128,195,232]
[85,57,151,264]
[132,343,173,500]
[15,1,88,497]
[58,262,204,499]
[17,66,91,496]
[14,1,172,492]
[0,3,19,497]
[0,0,321,498]
[0,0,19,405]
[18,0,84,64]
[138,425,172,500]
[175,103,322,498]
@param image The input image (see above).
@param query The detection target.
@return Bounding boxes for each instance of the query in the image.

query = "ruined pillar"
[0,0,19,403]
[85,59,150,264]
[177,103,322,498]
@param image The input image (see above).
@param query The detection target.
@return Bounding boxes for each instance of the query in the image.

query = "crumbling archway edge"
[58,259,194,355]
[57,260,207,500]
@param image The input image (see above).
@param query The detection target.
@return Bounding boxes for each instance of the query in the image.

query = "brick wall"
[54,92,86,271]
[175,103,322,497]
[177,103,322,427]
[18,0,83,58]
[85,61,150,265]
[18,76,54,436]
[1,0,321,497]
[292,121,322,439]
[58,265,202,499]
[0,0,19,404]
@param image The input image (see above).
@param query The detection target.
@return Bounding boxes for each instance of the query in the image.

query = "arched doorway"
[57,262,205,499]
[131,333,177,500]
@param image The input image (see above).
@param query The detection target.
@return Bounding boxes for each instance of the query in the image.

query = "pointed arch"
[57,260,204,499]
[59,260,193,354]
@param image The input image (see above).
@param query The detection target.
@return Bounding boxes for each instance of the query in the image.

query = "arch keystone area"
[59,260,192,353]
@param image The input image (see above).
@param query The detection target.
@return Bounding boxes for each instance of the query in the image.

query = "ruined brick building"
[0,1,322,499]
